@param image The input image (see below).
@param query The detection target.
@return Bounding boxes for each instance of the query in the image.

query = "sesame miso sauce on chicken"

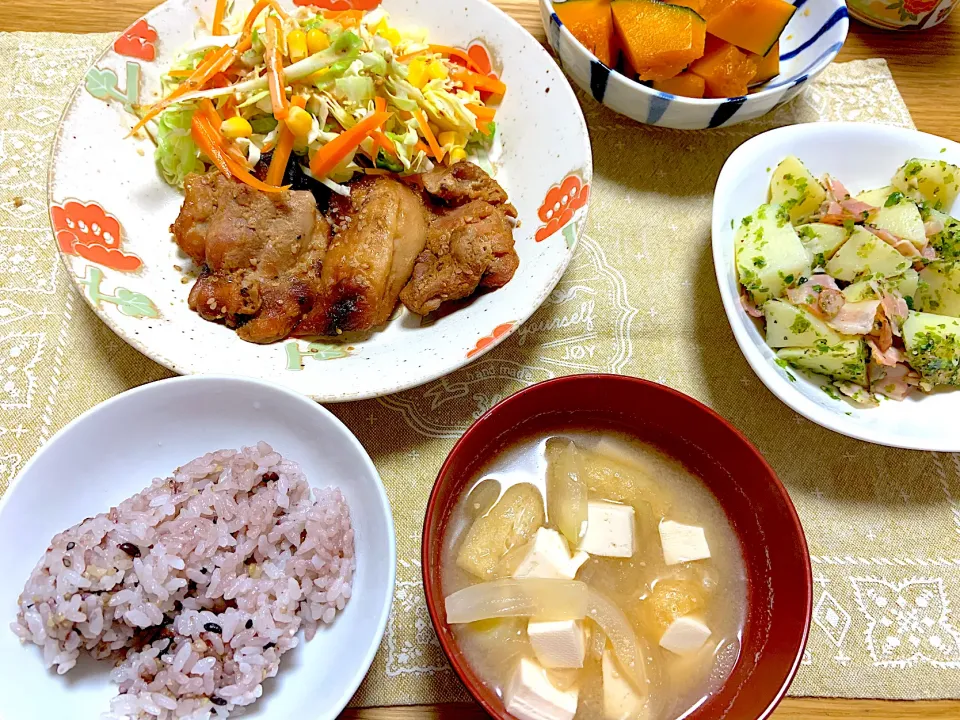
[171,162,519,343]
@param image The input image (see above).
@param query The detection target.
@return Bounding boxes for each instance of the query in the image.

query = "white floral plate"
[49,0,592,402]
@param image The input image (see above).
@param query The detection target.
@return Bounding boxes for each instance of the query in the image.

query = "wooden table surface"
[3,0,960,718]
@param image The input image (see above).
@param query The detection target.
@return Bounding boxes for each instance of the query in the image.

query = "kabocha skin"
[557,0,796,96]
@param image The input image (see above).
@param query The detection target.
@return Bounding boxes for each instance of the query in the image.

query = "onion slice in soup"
[587,587,653,696]
[545,438,588,545]
[444,579,588,624]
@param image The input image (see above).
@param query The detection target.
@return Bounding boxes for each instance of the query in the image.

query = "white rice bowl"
[0,375,395,720]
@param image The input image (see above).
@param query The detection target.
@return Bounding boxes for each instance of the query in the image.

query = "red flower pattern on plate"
[293,0,382,8]
[114,19,158,61]
[467,323,514,358]
[535,175,590,242]
[903,0,938,14]
[467,41,499,79]
[52,201,142,272]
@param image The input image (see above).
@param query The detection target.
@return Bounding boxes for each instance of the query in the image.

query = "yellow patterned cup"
[847,0,957,29]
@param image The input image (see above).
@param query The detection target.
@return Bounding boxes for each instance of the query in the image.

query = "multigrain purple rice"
[11,443,355,719]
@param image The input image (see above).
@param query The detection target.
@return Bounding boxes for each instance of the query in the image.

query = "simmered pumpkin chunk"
[688,37,757,97]
[555,0,619,68]
[611,0,706,80]
[652,71,706,98]
[707,0,795,56]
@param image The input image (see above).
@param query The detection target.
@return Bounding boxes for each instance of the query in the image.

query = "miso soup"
[440,431,747,720]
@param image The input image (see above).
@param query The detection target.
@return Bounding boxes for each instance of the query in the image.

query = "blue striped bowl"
[540,0,849,129]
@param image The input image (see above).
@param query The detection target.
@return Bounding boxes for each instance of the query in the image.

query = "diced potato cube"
[776,340,868,385]
[843,270,918,304]
[869,195,927,249]
[855,185,896,207]
[918,262,960,317]
[770,156,827,223]
[456,483,545,579]
[841,279,879,303]
[925,208,960,262]
[796,223,849,269]
[763,299,848,348]
[735,204,812,305]
[825,226,912,282]
[893,158,960,211]
[903,311,960,386]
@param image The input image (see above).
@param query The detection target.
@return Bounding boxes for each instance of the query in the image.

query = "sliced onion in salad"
[444,579,588,624]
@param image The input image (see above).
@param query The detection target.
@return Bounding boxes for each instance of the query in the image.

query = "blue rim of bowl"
[540,0,849,110]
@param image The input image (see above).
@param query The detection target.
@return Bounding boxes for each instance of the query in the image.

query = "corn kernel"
[382,28,401,46]
[408,57,429,89]
[220,116,253,139]
[427,60,448,81]
[449,147,467,164]
[306,28,330,55]
[437,131,457,147]
[287,29,308,63]
[284,106,313,139]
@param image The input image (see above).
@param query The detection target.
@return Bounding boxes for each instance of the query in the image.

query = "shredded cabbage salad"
[140,0,504,192]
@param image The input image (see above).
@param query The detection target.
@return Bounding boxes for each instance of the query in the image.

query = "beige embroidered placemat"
[2,29,959,703]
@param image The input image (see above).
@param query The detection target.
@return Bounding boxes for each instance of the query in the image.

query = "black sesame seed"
[210,696,227,706]
[118,543,141,558]
[174,601,183,611]
[201,567,208,574]
[204,622,223,634]
[245,619,253,629]
[63,558,71,568]
[65,542,76,550]
[264,642,275,649]
[261,471,279,482]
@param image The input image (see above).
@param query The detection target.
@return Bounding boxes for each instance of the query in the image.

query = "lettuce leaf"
[154,107,204,189]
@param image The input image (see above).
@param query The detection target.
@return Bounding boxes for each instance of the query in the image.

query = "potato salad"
[735,156,960,405]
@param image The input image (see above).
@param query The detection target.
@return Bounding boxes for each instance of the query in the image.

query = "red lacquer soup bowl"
[422,374,812,720]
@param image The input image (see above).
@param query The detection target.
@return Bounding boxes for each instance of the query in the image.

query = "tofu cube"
[659,616,712,656]
[579,501,635,558]
[658,520,711,565]
[601,646,647,720]
[527,619,586,669]
[505,657,579,720]
[514,527,589,580]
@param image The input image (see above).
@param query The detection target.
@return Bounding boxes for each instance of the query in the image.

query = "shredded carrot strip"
[212,0,227,35]
[264,15,289,121]
[129,46,234,135]
[191,113,233,178]
[452,67,507,96]
[414,109,443,162]
[415,141,431,155]
[309,111,390,178]
[167,68,195,78]
[193,112,287,192]
[323,9,362,27]
[130,0,290,136]
[466,103,496,121]
[198,99,247,164]
[267,96,307,187]
[372,130,396,157]
[374,96,387,113]
[224,153,290,193]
